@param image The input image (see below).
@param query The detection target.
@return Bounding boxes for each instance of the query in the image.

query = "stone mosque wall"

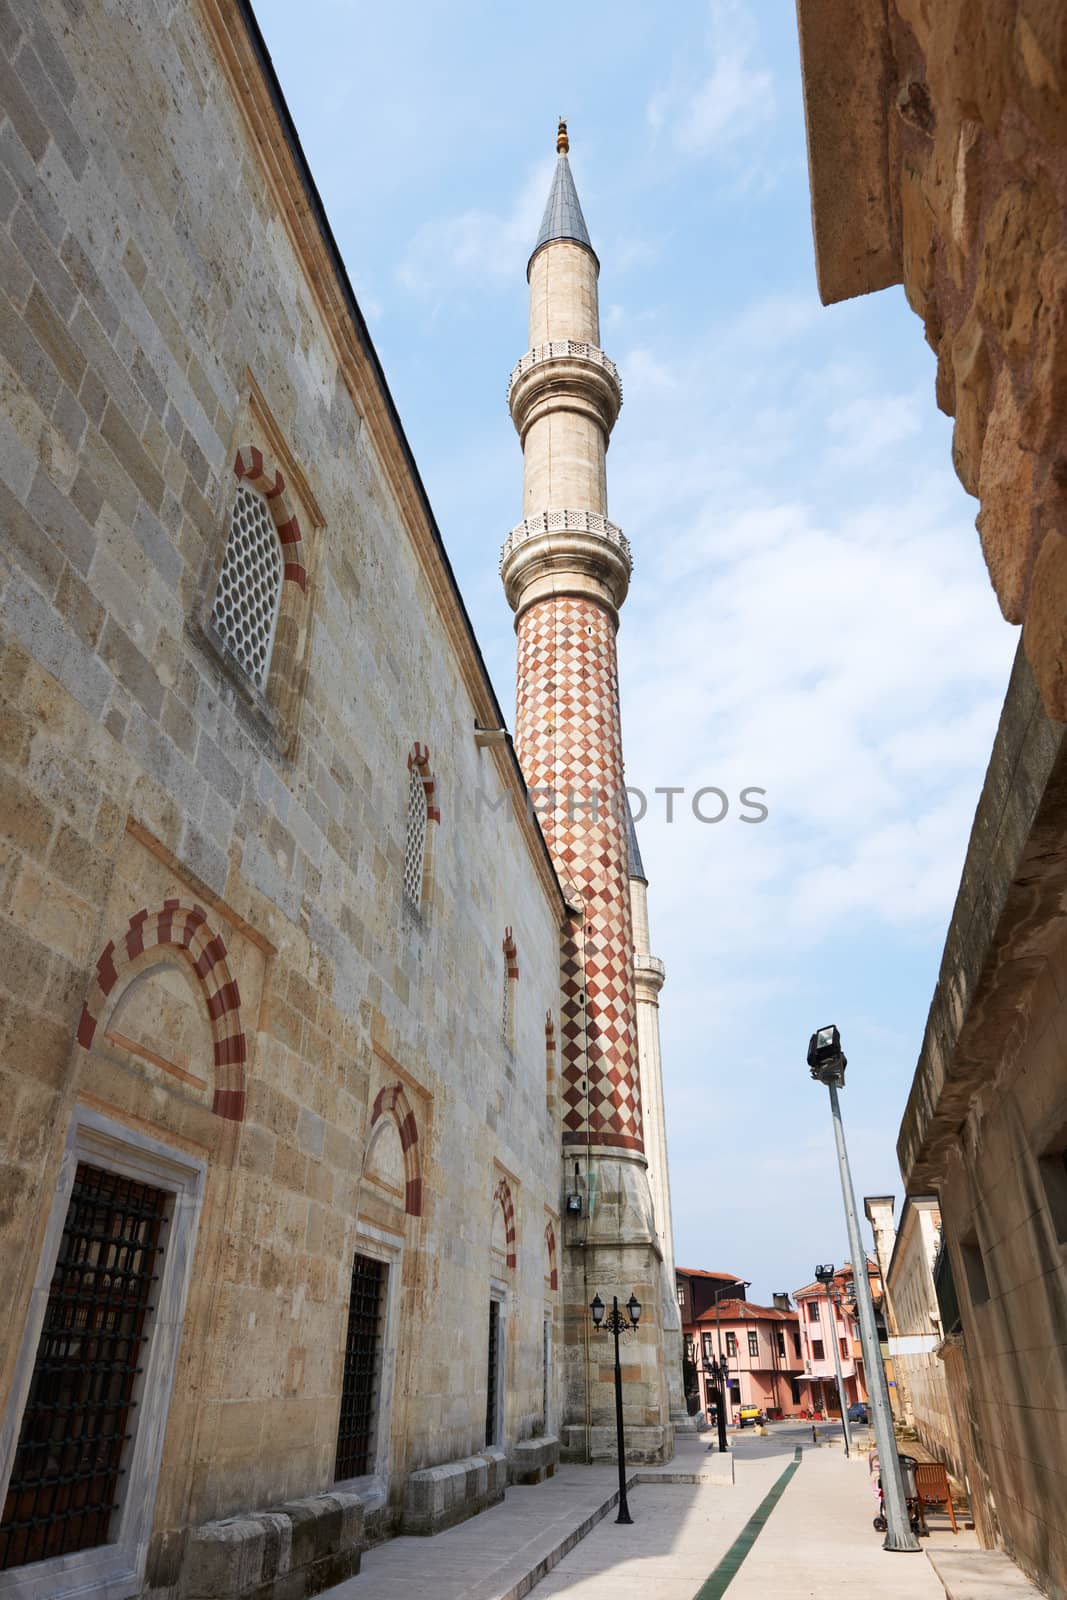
[0,1,567,1592]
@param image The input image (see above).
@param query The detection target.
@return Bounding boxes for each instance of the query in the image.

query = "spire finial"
[557,118,569,155]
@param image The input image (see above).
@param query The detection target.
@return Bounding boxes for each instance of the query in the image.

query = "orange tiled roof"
[694,1299,797,1322]
[677,1268,744,1281]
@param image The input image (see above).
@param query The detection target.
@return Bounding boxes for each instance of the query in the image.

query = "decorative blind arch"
[493,1177,516,1271]
[76,901,247,1120]
[544,1219,558,1292]
[545,1011,556,1110]
[368,1082,423,1216]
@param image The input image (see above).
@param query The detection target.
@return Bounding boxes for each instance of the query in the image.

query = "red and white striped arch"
[76,900,247,1120]
[544,1218,558,1292]
[407,742,440,825]
[494,1176,517,1271]
[233,445,307,593]
[369,1081,423,1216]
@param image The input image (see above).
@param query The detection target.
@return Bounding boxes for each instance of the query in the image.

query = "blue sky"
[254,0,1018,1300]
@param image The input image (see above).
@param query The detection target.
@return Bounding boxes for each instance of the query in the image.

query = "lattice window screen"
[502,960,513,1048]
[211,483,283,689]
[403,764,427,908]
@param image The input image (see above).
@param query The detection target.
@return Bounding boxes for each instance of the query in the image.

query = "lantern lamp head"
[590,1292,605,1328]
[627,1292,642,1327]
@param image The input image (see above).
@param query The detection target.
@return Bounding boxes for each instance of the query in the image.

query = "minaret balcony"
[500,508,632,617]
[634,952,666,997]
[508,341,623,443]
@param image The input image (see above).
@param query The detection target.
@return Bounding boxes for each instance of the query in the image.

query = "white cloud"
[397,160,553,302]
[647,0,775,165]
[610,297,1017,987]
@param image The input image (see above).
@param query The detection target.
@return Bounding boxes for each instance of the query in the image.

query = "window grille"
[210,482,283,689]
[0,1163,168,1570]
[335,1253,386,1481]
[403,764,427,908]
[485,1301,500,1447]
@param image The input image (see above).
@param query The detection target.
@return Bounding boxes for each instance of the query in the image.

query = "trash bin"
[897,1455,918,1499]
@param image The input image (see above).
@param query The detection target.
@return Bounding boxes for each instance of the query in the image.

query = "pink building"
[687,1293,807,1421]
[792,1261,878,1416]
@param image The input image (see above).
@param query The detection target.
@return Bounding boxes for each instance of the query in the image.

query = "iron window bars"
[0,1163,168,1570]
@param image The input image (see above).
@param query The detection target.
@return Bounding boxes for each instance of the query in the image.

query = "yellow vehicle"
[738,1404,762,1427]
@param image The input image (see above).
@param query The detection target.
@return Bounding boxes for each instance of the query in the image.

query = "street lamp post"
[814,1264,852,1458]
[591,1291,642,1524]
[807,1026,919,1554]
[712,1280,750,1453]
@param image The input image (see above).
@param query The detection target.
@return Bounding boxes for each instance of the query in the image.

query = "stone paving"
[327,1425,995,1599]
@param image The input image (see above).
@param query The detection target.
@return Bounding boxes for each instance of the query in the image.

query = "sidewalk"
[322,1426,979,1599]
[534,1431,954,1599]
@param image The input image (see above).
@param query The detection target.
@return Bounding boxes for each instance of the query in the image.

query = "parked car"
[738,1404,763,1427]
[848,1402,869,1423]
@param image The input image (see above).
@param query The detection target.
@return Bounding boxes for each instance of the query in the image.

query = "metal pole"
[827,1082,918,1552]
[824,1283,852,1457]
[612,1297,632,1524]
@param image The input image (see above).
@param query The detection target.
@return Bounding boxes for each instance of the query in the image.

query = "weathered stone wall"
[796,0,1067,720]
[895,648,1067,1593]
[0,0,564,1590]
[938,926,1067,1597]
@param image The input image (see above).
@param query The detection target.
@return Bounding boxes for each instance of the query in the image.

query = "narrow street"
[531,1426,955,1600]
[330,1425,984,1600]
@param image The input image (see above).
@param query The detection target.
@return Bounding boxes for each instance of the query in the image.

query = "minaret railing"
[500,508,632,570]
[507,341,623,402]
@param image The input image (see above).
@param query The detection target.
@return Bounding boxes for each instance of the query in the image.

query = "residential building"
[0,5,677,1597]
[865,1196,964,1483]
[677,1273,807,1420]
[796,4,1067,1591]
[792,1264,875,1416]
[702,1297,805,1421]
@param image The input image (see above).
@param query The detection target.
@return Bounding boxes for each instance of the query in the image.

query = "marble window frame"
[487,1277,509,1450]
[0,1108,206,1600]
[332,1221,404,1518]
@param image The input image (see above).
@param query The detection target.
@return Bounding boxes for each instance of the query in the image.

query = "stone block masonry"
[0,1,572,1594]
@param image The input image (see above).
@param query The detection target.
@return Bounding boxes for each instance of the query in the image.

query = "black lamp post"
[712,1280,749,1453]
[591,1291,642,1524]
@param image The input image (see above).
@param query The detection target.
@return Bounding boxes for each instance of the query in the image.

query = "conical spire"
[527,120,598,278]
[625,795,647,883]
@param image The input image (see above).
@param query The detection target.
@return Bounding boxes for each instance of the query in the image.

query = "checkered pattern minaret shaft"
[501,122,641,1155]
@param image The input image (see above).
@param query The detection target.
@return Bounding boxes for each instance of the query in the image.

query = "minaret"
[626,804,691,1433]
[502,122,672,1463]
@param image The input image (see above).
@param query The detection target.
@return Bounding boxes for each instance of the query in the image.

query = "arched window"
[404,744,438,911]
[211,481,284,689]
[545,1011,557,1113]
[502,928,518,1048]
[404,763,428,908]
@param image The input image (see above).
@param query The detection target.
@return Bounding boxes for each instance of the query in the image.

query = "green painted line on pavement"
[691,1446,803,1600]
